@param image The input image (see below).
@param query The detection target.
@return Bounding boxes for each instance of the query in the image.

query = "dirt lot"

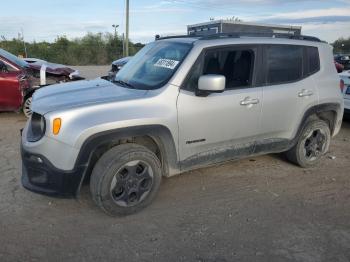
[1,67,350,261]
[72,65,110,79]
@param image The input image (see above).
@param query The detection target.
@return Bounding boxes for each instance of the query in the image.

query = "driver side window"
[183,47,255,91]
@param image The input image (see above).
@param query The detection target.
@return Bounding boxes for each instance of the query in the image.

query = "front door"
[177,45,263,171]
[0,60,22,111]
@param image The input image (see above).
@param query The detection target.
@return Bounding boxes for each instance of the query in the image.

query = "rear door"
[0,59,22,110]
[257,44,319,151]
[177,45,263,170]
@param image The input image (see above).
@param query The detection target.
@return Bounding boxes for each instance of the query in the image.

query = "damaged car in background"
[0,48,84,117]
[108,56,132,80]
[24,58,83,85]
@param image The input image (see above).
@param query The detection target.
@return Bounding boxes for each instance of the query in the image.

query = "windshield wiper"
[113,79,135,89]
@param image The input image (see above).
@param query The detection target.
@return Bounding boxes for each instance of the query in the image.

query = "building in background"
[187,20,301,36]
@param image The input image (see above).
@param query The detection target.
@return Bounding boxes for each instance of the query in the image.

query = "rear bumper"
[21,145,85,197]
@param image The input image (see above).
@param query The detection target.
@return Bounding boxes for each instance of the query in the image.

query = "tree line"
[333,37,350,54]
[0,32,144,65]
[1,33,349,65]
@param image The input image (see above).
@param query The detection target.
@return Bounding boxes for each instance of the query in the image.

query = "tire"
[90,143,162,216]
[23,96,32,118]
[285,119,331,168]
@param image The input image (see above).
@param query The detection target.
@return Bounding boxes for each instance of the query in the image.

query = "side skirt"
[179,138,291,173]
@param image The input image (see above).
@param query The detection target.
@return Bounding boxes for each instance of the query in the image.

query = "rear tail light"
[340,79,345,93]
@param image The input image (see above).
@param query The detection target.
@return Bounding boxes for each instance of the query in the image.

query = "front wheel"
[90,144,162,216]
[285,119,331,168]
[22,96,32,118]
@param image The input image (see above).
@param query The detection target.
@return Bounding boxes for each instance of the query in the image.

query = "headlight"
[27,113,46,142]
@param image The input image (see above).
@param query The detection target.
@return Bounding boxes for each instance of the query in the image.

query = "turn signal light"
[53,118,62,135]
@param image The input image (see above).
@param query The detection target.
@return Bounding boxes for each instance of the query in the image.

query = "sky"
[0,0,350,44]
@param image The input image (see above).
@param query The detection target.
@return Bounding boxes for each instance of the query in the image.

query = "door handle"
[298,89,313,97]
[240,97,260,106]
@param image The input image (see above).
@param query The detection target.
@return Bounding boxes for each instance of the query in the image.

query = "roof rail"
[155,32,322,42]
[155,34,199,40]
[200,32,321,42]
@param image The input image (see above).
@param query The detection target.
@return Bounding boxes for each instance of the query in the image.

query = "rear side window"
[266,45,303,85]
[304,46,320,76]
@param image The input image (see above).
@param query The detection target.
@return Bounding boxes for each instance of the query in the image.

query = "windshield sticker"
[154,59,179,70]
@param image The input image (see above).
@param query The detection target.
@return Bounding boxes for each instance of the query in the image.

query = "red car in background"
[0,48,33,117]
[0,48,84,117]
[335,61,344,73]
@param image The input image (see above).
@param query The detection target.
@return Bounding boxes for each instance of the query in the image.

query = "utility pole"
[21,28,28,58]
[122,33,125,57]
[125,0,129,57]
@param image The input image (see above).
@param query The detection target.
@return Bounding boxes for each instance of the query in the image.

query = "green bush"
[0,32,144,65]
[333,37,350,54]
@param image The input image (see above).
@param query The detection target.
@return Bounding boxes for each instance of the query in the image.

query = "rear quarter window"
[304,46,320,76]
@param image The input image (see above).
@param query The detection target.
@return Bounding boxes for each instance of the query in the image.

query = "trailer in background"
[187,20,301,37]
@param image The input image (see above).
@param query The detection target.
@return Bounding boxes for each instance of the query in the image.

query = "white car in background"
[339,70,350,116]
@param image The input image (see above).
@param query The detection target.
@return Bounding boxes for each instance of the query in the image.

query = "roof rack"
[155,32,322,42]
[155,34,198,40]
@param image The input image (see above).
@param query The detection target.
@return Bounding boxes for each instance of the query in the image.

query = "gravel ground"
[1,67,350,261]
[72,65,110,79]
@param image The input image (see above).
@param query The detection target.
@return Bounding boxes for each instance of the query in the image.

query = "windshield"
[115,41,192,90]
[0,48,28,68]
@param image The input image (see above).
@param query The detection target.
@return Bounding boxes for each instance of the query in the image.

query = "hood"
[28,62,75,76]
[112,56,132,66]
[31,78,148,115]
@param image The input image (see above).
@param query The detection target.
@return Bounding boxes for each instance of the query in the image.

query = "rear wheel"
[23,96,32,118]
[90,144,162,216]
[285,120,330,168]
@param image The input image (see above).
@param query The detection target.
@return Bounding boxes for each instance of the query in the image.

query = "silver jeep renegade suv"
[21,33,344,215]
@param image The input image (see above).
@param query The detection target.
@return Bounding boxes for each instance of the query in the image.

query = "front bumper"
[21,145,85,197]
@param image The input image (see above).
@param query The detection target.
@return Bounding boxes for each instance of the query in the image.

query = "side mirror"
[196,74,225,96]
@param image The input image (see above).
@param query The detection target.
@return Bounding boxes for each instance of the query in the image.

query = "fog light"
[28,168,48,185]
